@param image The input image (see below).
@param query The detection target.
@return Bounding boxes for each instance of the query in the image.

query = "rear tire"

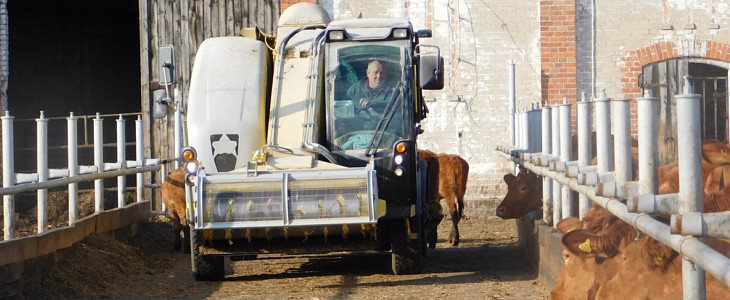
[390,217,424,275]
[190,228,225,281]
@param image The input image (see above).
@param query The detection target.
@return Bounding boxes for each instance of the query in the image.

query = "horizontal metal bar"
[0,165,160,196]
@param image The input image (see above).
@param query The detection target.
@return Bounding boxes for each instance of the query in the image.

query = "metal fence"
[497,76,730,298]
[1,110,163,241]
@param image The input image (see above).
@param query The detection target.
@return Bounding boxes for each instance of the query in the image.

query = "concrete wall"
[513,213,564,291]
[0,202,149,286]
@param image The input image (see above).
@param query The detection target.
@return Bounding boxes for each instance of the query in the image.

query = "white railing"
[2,110,162,241]
[497,76,730,299]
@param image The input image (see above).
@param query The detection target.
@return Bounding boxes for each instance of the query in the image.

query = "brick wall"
[539,0,577,107]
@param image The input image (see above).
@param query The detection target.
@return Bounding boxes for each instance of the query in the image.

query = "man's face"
[367,62,387,89]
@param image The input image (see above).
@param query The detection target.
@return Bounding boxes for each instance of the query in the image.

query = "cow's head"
[496,165,542,219]
[701,139,730,165]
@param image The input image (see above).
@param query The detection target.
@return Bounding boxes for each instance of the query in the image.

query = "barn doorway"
[7,0,141,172]
[641,59,729,165]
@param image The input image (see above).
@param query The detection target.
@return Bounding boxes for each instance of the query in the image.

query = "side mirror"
[419,55,444,90]
[159,45,175,85]
[416,29,432,38]
[152,89,169,119]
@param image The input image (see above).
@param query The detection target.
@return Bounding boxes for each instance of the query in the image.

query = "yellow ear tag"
[578,239,592,253]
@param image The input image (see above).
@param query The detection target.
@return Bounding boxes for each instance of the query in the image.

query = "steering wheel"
[335,130,401,150]
[355,102,387,121]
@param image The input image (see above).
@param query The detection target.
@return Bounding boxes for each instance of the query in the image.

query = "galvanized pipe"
[93,113,104,212]
[675,78,706,299]
[116,115,126,208]
[36,111,48,234]
[628,193,679,215]
[637,91,659,195]
[577,93,592,219]
[520,107,528,150]
[3,111,14,240]
[559,98,573,219]
[551,104,562,226]
[529,104,542,152]
[612,98,633,183]
[0,165,160,196]
[136,116,144,203]
[67,113,78,225]
[542,105,553,225]
[509,62,516,148]
[672,211,730,238]
[594,90,612,173]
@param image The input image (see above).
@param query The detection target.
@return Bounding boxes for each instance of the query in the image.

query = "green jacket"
[346,77,394,110]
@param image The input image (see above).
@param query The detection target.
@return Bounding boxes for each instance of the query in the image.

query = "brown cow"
[658,139,730,194]
[161,166,190,253]
[418,149,469,246]
[552,187,730,299]
[497,136,640,220]
[497,164,543,219]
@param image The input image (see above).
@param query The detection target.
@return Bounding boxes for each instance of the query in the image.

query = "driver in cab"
[347,59,393,114]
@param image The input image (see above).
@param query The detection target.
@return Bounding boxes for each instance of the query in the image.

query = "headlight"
[392,28,408,38]
[185,160,199,174]
[394,166,405,176]
[328,30,345,40]
[394,154,404,165]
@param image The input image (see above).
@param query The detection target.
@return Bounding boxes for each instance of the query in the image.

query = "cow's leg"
[444,195,460,246]
[172,223,182,251]
[170,213,183,252]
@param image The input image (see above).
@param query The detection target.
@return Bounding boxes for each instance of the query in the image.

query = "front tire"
[390,217,424,275]
[190,228,225,281]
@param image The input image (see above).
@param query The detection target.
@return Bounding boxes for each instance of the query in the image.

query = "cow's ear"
[556,217,582,235]
[562,230,618,258]
[503,173,516,185]
[561,230,598,258]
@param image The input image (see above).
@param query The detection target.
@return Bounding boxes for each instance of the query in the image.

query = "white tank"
[187,37,268,172]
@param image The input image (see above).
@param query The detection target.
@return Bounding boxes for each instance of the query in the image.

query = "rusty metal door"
[641,60,728,165]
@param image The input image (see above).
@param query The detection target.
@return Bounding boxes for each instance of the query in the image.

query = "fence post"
[117,114,126,208]
[613,98,633,183]
[577,92,593,219]
[94,113,104,212]
[36,111,48,233]
[3,111,14,240]
[559,97,573,219]
[67,112,78,225]
[136,116,144,203]
[676,76,706,299]
[509,62,516,150]
[594,90,612,173]
[528,103,542,152]
[637,90,659,195]
[551,103,562,226]
[541,105,553,225]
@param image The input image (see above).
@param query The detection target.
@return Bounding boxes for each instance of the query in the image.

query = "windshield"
[324,40,413,158]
